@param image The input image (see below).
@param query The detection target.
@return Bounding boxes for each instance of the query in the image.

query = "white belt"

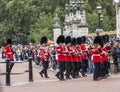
[7,52,13,54]
[91,54,100,61]
[92,54,100,56]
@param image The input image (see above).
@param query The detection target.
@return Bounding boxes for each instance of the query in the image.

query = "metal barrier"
[0,57,33,86]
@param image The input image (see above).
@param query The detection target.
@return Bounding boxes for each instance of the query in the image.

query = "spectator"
[116,42,120,72]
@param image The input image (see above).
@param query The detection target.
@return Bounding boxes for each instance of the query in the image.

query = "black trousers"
[40,61,49,77]
[71,62,77,78]
[81,60,88,76]
[93,62,100,80]
[65,62,72,78]
[56,62,65,80]
[76,62,82,76]
[103,62,109,75]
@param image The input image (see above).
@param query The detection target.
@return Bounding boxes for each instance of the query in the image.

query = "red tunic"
[56,45,66,62]
[81,44,88,61]
[71,47,78,62]
[4,45,14,61]
[91,48,101,63]
[39,46,50,62]
[64,46,72,62]
[75,46,82,62]
[101,47,109,62]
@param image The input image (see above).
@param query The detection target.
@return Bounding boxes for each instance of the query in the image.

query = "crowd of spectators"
[0,36,120,74]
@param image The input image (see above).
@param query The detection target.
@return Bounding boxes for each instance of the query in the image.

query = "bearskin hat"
[65,36,71,44]
[105,34,109,42]
[77,37,82,45]
[56,35,65,44]
[94,36,103,47]
[94,36,102,44]
[82,36,86,44]
[102,35,106,43]
[40,36,48,44]
[102,35,109,43]
[7,38,12,44]
[71,38,77,46]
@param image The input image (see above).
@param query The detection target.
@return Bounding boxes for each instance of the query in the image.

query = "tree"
[0,0,116,46]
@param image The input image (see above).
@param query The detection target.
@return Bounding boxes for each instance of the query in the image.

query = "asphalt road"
[0,60,120,92]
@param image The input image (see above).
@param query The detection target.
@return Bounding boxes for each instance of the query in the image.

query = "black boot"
[39,71,43,77]
[55,72,60,79]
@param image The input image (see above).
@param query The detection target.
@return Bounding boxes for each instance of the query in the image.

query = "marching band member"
[39,36,51,78]
[65,36,72,80]
[92,36,103,81]
[81,36,88,77]
[4,39,14,72]
[55,35,66,81]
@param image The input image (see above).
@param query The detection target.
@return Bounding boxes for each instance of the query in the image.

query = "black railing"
[0,57,33,86]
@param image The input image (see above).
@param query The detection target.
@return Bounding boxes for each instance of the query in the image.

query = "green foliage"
[0,0,116,46]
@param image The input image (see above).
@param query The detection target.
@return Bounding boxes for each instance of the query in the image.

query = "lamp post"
[113,0,120,39]
[96,6,103,35]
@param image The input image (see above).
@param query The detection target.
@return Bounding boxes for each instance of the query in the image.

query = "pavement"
[0,59,120,92]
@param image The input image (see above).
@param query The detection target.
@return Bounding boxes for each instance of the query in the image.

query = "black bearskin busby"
[77,37,82,45]
[94,36,102,44]
[102,35,109,44]
[65,36,71,44]
[94,36,103,47]
[105,34,109,42]
[56,35,65,44]
[82,36,86,44]
[7,38,12,45]
[71,38,77,46]
[40,36,48,44]
[102,35,106,44]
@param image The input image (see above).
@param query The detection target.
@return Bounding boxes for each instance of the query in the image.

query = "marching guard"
[92,36,103,81]
[71,38,78,78]
[76,37,83,78]
[4,39,14,72]
[55,35,66,81]
[39,36,51,78]
[101,35,110,78]
[64,36,72,80]
[81,36,88,77]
